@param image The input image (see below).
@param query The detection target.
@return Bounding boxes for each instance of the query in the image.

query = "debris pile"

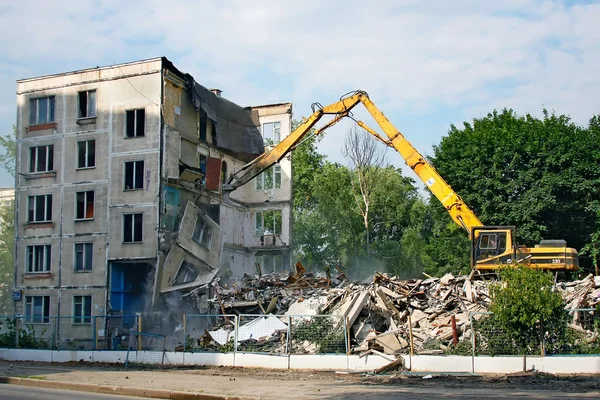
[189,268,600,357]
[558,274,600,310]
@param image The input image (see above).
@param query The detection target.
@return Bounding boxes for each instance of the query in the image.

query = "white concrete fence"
[2,348,600,374]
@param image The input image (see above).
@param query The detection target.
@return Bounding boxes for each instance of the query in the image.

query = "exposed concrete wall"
[107,204,158,260]
[15,59,163,319]
[60,236,107,287]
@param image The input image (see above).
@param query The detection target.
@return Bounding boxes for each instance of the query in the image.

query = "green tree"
[341,126,387,257]
[429,109,600,273]
[0,199,14,314]
[0,125,15,314]
[486,265,567,354]
[0,125,16,178]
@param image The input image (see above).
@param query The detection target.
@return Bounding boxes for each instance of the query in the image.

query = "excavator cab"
[471,226,579,271]
[471,226,517,270]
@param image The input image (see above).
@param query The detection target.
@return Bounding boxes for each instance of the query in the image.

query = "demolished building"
[14,57,294,337]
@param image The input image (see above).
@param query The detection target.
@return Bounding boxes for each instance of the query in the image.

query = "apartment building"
[14,57,293,327]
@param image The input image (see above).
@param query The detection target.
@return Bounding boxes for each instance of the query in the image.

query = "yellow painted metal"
[224,90,578,271]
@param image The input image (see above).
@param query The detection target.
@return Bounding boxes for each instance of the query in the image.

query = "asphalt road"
[0,385,155,400]
[2,384,599,400]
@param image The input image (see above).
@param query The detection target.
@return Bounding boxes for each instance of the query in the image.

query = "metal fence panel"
[55,316,95,350]
[290,315,347,355]
[236,314,288,354]
[126,332,166,368]
[0,316,19,349]
[546,308,600,355]
[93,315,139,350]
[469,311,529,356]
[184,314,237,353]
[18,317,56,350]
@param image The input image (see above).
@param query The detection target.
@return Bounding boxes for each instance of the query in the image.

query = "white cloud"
[0,0,599,188]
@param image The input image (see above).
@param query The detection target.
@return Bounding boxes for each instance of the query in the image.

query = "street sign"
[12,290,22,301]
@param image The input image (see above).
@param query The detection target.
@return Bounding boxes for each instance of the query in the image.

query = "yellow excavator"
[224,90,579,272]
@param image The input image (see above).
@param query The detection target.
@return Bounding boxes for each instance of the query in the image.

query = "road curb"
[0,376,259,400]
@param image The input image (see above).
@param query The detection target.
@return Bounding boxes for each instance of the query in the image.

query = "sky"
[1,0,600,190]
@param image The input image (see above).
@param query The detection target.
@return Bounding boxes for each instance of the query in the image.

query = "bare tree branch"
[342,126,387,256]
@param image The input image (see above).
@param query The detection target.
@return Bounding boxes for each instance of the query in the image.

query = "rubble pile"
[558,274,600,310]
[193,269,600,357]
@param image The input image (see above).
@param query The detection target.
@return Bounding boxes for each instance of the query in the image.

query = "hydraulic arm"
[225,91,481,236]
[224,90,578,271]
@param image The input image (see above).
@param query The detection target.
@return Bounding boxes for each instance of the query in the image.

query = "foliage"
[430,110,600,272]
[342,126,387,257]
[0,318,49,349]
[291,317,346,354]
[0,125,16,178]
[486,265,567,355]
[0,199,14,315]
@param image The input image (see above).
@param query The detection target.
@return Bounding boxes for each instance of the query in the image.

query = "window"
[262,121,281,145]
[28,194,52,223]
[124,160,144,190]
[256,254,283,274]
[29,97,55,125]
[78,90,97,118]
[77,140,96,169]
[25,296,50,324]
[74,243,93,272]
[75,191,95,220]
[198,155,207,185]
[221,161,228,184]
[173,261,199,285]
[123,213,143,243]
[26,245,51,273]
[479,233,498,250]
[255,165,281,190]
[126,109,145,138]
[192,215,212,249]
[73,295,92,324]
[29,145,54,173]
[255,210,282,236]
[199,115,207,141]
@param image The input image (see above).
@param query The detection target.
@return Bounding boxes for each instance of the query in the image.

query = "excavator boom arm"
[225,90,483,236]
[225,92,364,191]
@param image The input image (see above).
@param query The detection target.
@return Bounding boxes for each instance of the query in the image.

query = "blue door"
[109,262,152,316]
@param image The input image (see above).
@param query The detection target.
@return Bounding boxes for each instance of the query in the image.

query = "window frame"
[24,296,50,324]
[74,242,93,272]
[255,209,283,236]
[75,190,95,221]
[26,244,51,273]
[27,194,52,223]
[192,215,212,249]
[261,121,281,145]
[77,90,97,119]
[255,165,282,190]
[76,139,96,169]
[123,212,144,243]
[72,295,92,325]
[125,108,146,138]
[173,260,199,285]
[255,254,283,274]
[29,144,54,173]
[29,96,55,125]
[124,160,144,191]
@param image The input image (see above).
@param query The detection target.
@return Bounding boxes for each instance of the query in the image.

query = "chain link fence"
[290,315,347,354]
[4,309,598,358]
[181,314,349,355]
[125,332,167,368]
[469,308,600,357]
[184,314,237,352]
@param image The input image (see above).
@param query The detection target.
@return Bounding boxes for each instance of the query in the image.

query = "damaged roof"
[162,57,264,162]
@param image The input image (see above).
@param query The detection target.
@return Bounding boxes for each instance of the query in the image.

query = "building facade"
[14,57,293,329]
